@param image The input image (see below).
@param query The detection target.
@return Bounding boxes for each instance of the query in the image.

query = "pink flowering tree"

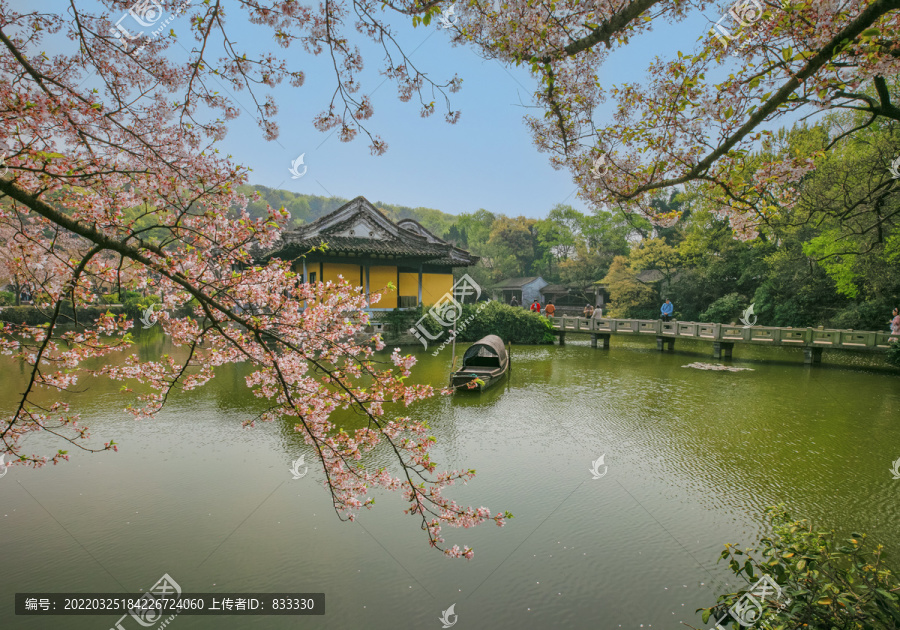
[443,0,900,237]
[0,0,891,240]
[0,1,508,558]
[1,0,895,554]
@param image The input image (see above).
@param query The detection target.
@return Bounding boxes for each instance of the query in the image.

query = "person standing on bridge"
[661,298,674,322]
[583,304,594,318]
[510,296,519,308]
[890,307,900,336]
[544,301,556,317]
[530,299,541,313]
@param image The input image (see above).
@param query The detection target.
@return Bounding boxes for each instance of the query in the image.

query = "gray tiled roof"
[279,234,448,257]
[492,276,542,289]
[540,284,571,294]
[256,196,477,266]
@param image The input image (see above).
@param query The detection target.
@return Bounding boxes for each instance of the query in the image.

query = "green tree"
[559,240,609,289]
[487,216,538,278]
[454,209,496,252]
[648,191,690,246]
[285,196,312,227]
[536,205,581,278]
[600,256,657,318]
[628,238,681,293]
[699,293,747,324]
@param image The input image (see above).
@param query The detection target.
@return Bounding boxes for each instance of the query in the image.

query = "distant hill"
[236,185,457,239]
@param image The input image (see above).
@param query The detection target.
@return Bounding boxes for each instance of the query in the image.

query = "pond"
[1,332,898,629]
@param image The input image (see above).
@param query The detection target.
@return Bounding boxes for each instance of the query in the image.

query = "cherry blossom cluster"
[0,1,505,556]
[450,0,900,239]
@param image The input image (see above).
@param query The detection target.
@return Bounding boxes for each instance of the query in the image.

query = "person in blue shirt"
[660,298,674,322]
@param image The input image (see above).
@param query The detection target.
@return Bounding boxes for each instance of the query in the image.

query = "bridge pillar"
[804,347,822,365]
[591,333,610,349]
[713,341,733,359]
[591,333,597,348]
[559,331,566,346]
[657,336,675,351]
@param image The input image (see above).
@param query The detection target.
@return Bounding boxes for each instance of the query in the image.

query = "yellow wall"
[399,272,419,299]
[422,273,453,306]
[304,263,453,308]
[369,266,397,309]
[322,263,362,288]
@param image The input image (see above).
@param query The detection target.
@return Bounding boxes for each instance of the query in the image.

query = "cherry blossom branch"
[531,0,661,63]
[1,243,103,464]
[617,0,900,200]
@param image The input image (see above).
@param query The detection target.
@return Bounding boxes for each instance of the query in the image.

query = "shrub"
[453,301,554,345]
[99,290,142,305]
[625,306,661,320]
[700,505,900,629]
[0,305,49,325]
[123,294,161,320]
[0,304,127,325]
[700,292,747,324]
[0,290,14,306]
[829,298,897,331]
[886,340,900,369]
[386,301,554,346]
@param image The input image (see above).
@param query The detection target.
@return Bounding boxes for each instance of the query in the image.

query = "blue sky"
[36,1,732,219]
[185,4,732,219]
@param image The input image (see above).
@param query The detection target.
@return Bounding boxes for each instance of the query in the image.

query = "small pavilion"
[257,196,478,309]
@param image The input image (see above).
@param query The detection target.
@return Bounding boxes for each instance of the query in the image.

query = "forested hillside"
[236,106,900,333]
[236,185,458,237]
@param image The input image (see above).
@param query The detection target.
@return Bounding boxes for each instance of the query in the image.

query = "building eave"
[254,196,477,266]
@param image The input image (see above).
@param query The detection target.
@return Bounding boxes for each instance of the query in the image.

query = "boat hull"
[450,335,510,392]
[450,369,506,391]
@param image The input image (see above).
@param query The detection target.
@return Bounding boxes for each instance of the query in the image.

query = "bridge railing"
[551,317,899,350]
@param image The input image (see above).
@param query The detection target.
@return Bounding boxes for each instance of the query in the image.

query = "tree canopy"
[0,0,898,559]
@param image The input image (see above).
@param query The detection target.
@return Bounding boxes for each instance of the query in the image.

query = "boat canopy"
[461,335,508,368]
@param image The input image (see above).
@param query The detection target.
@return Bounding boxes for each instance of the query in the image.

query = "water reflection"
[0,335,897,629]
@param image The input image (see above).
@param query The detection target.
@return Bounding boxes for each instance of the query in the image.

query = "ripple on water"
[0,339,897,629]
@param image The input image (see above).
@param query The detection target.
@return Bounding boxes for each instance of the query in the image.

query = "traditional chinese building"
[491,276,548,306]
[257,196,478,309]
[540,283,607,312]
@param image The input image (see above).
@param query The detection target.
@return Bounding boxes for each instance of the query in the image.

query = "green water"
[1,332,898,629]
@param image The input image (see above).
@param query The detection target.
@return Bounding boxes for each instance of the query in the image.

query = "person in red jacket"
[530,299,541,312]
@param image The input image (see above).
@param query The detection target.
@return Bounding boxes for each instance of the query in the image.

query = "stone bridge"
[550,317,898,364]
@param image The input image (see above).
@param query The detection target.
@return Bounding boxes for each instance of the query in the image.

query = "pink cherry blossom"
[0,1,507,556]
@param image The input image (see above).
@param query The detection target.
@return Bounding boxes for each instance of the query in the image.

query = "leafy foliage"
[629,238,680,287]
[699,506,900,630]
[700,293,748,324]
[829,297,899,332]
[0,305,126,326]
[886,340,900,368]
[452,301,555,345]
[600,256,657,318]
[99,290,142,305]
[236,185,457,237]
[392,302,554,345]
[122,294,162,320]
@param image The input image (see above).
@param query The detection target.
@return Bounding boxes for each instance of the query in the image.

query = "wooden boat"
[450,335,509,391]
